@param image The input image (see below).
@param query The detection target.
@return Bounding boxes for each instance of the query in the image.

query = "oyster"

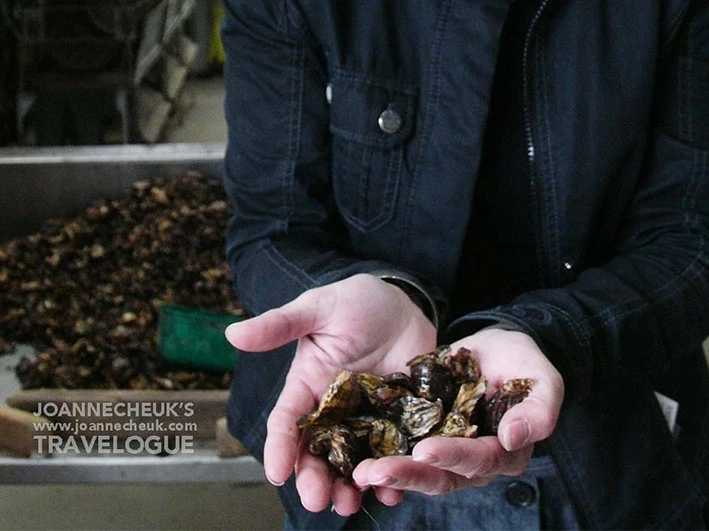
[481,378,534,435]
[450,378,487,420]
[356,372,411,412]
[298,370,362,429]
[308,424,361,478]
[343,415,377,439]
[300,346,535,479]
[445,346,482,384]
[436,411,478,438]
[369,419,408,457]
[407,350,456,410]
[394,394,444,439]
[435,378,487,437]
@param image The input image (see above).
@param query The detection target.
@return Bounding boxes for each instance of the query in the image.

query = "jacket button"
[505,481,536,507]
[378,108,402,134]
[325,83,333,104]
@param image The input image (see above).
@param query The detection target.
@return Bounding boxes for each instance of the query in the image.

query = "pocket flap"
[328,72,417,149]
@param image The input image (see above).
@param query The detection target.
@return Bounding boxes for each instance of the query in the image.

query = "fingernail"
[266,473,284,487]
[224,323,238,340]
[501,419,530,451]
[352,471,365,486]
[412,452,437,465]
[381,497,401,507]
[370,475,395,487]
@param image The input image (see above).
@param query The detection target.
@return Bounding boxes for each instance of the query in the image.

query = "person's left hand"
[350,327,564,496]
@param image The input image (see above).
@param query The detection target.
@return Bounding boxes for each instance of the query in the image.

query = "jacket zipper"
[523,0,550,164]
[523,0,551,286]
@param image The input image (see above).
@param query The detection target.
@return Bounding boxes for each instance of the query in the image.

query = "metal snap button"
[325,83,333,104]
[505,481,536,507]
[378,108,402,134]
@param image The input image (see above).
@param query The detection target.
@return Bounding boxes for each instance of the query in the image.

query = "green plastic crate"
[157,304,244,373]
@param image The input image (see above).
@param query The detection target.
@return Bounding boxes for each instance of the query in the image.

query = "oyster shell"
[300,346,534,479]
[369,419,408,457]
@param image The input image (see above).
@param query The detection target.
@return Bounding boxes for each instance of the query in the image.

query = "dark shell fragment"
[481,378,534,435]
[394,394,444,439]
[369,419,409,457]
[298,370,362,429]
[407,351,456,410]
[436,411,478,438]
[308,424,361,478]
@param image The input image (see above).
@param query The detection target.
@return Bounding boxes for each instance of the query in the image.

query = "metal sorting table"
[0,144,267,484]
[0,454,267,485]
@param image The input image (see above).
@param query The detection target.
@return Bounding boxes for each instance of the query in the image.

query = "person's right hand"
[224,273,438,515]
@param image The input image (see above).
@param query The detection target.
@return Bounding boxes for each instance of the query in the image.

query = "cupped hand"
[351,327,564,496]
[224,273,437,515]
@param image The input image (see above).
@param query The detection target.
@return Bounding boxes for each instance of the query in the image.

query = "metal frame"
[0,455,266,484]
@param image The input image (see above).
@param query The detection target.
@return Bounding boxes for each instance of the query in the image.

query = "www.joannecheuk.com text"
[34,435,195,455]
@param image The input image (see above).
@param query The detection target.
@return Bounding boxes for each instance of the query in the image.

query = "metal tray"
[0,143,225,241]
[0,144,266,485]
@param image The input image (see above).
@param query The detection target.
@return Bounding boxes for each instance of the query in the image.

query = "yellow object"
[209,0,225,64]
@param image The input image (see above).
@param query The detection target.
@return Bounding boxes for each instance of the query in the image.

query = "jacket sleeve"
[220,0,425,315]
[446,3,709,402]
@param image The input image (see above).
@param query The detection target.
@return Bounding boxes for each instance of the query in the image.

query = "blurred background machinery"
[1,0,222,146]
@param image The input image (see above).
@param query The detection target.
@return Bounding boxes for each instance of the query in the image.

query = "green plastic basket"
[157,304,244,373]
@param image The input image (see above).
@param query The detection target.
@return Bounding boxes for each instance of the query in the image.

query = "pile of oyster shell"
[0,172,241,390]
[298,345,533,478]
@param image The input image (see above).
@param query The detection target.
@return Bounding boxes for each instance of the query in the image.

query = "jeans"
[284,455,580,531]
[347,455,579,531]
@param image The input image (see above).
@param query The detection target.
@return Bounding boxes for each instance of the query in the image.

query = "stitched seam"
[261,241,316,290]
[242,357,293,451]
[333,150,401,233]
[281,33,305,233]
[585,150,705,331]
[678,53,685,141]
[663,5,690,50]
[461,301,593,358]
[685,28,693,144]
[330,69,418,94]
[545,301,594,356]
[692,385,709,486]
[402,0,451,260]
[551,430,600,529]
[538,31,561,284]
[655,482,706,529]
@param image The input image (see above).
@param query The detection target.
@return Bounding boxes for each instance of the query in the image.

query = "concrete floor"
[0,75,287,531]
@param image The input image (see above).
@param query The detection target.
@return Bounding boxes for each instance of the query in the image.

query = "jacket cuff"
[443,303,593,402]
[369,269,445,331]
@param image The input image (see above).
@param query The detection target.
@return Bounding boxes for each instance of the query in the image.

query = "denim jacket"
[221,1,709,528]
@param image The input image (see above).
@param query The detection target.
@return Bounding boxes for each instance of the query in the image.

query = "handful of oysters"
[298,345,533,478]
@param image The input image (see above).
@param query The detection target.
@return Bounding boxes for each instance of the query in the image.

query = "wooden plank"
[0,405,51,457]
[215,417,248,458]
[7,390,228,440]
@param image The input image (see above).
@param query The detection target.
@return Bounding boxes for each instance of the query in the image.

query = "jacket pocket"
[329,72,417,232]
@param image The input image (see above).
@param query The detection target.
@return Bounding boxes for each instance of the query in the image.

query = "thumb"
[224,290,324,352]
[496,382,563,452]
